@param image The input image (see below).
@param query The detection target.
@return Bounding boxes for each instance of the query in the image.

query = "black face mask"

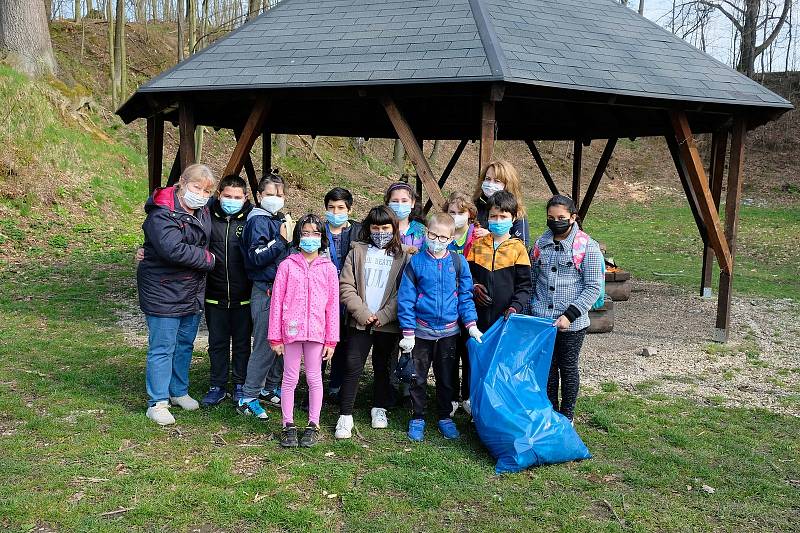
[547,219,572,236]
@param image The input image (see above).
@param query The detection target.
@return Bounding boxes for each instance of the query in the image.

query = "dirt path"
[116,280,800,416]
[581,280,800,416]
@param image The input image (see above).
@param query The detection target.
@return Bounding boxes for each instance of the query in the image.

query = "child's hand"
[399,335,415,353]
[279,223,288,239]
[366,315,381,327]
[473,283,492,306]
[406,246,419,255]
[271,343,285,356]
[474,227,489,238]
[468,326,483,344]
[134,247,144,263]
[503,307,516,320]
[553,316,571,331]
[322,346,335,361]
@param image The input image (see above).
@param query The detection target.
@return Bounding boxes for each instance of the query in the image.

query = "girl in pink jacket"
[269,214,340,448]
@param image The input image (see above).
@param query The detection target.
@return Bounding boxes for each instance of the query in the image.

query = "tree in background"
[0,0,58,77]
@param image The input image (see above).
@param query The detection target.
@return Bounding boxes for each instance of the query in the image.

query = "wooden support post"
[146,115,164,193]
[578,138,617,222]
[423,139,468,214]
[479,101,496,174]
[669,110,733,275]
[178,102,196,171]
[665,133,708,245]
[701,130,728,297]
[572,140,582,206]
[525,140,559,195]
[166,150,181,186]
[381,96,446,209]
[224,97,271,177]
[262,132,272,175]
[714,118,746,343]
[415,138,424,202]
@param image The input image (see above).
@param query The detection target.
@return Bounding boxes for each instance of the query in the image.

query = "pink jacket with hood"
[268,252,340,347]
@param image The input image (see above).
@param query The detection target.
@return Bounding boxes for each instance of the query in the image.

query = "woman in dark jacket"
[137,164,217,426]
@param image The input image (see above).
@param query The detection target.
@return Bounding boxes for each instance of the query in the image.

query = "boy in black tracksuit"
[201,175,254,406]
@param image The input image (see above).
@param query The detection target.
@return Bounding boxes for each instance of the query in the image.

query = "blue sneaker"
[201,386,227,406]
[438,418,460,440]
[408,419,426,442]
[259,387,281,407]
[236,398,268,420]
[233,384,244,404]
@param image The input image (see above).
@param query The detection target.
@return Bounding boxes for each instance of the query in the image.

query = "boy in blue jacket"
[397,212,483,442]
[237,173,289,419]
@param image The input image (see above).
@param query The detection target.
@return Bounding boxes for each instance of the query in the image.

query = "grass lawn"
[1,250,798,532]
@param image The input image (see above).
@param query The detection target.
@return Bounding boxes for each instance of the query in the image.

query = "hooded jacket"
[137,186,215,317]
[240,207,288,285]
[326,219,362,274]
[205,197,253,307]
[268,252,340,347]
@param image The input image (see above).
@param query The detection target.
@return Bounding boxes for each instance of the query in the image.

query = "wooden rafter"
[701,129,729,296]
[669,110,733,274]
[224,97,271,178]
[577,138,617,221]
[666,133,708,245]
[146,115,164,193]
[524,140,559,195]
[166,150,181,186]
[423,139,469,214]
[381,96,446,209]
[234,129,261,202]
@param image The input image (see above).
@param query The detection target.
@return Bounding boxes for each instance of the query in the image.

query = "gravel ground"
[581,280,800,416]
[116,280,800,416]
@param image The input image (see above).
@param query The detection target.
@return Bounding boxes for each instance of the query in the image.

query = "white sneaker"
[450,401,459,417]
[169,395,200,411]
[334,415,353,439]
[146,401,175,426]
[462,399,472,417]
[370,407,388,429]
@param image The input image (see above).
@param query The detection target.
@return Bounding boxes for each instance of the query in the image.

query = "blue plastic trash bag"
[468,314,591,474]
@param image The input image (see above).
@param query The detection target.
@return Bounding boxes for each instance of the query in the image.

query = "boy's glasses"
[301,231,322,237]
[426,231,451,243]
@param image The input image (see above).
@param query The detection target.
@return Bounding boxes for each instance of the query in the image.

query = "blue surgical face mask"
[299,236,322,253]
[388,202,412,220]
[220,198,244,215]
[326,211,349,227]
[488,220,513,237]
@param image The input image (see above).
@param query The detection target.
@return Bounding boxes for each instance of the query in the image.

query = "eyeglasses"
[426,231,451,243]
[301,231,322,237]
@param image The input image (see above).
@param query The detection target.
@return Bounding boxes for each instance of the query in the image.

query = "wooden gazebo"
[117,0,792,341]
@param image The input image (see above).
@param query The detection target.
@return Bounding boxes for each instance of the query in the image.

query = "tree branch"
[754,0,792,56]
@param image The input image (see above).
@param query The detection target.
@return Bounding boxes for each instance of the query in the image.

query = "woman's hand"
[322,346,335,361]
[553,315,571,331]
[473,283,492,306]
[474,227,489,238]
[271,343,285,356]
[406,246,419,255]
[134,247,144,263]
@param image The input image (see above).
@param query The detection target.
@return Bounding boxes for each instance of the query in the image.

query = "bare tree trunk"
[74,0,81,21]
[0,0,58,77]
[187,0,196,53]
[276,134,288,157]
[351,137,366,157]
[247,0,259,20]
[113,0,126,104]
[177,0,184,61]
[107,0,116,105]
[638,0,644,15]
[393,139,404,169]
[430,140,442,164]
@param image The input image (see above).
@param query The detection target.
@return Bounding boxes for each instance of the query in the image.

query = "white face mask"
[260,195,284,214]
[481,180,504,198]
[452,214,468,229]
[182,189,209,209]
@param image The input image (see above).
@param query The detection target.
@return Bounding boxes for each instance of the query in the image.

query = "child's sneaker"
[201,386,227,406]
[299,423,320,447]
[236,398,268,420]
[450,401,459,417]
[370,407,388,429]
[169,395,200,411]
[280,424,299,448]
[146,401,175,426]
[232,384,244,404]
[462,399,472,417]
[334,415,353,439]
[438,418,460,439]
[259,387,281,407]
[407,419,426,442]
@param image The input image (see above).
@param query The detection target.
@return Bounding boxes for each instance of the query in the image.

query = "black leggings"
[338,328,399,416]
[410,335,458,420]
[452,327,470,401]
[546,328,587,421]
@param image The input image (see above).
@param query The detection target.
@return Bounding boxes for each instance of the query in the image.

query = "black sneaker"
[299,423,320,448]
[258,388,281,407]
[280,424,298,448]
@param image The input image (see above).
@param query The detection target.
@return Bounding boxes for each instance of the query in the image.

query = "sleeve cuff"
[464,321,476,329]
[402,330,415,337]
[324,342,337,348]
[563,305,581,323]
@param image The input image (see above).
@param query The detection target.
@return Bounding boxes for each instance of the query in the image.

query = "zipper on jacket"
[225,218,231,309]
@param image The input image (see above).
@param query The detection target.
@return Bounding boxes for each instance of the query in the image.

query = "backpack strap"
[450,252,462,290]
[571,230,591,272]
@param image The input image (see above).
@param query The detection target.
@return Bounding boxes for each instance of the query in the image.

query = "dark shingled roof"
[133,0,790,109]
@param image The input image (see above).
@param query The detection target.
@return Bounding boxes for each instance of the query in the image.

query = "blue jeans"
[145,314,201,406]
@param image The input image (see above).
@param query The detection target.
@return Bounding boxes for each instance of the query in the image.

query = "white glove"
[398,335,415,353]
[468,326,483,344]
